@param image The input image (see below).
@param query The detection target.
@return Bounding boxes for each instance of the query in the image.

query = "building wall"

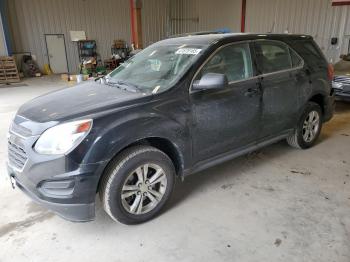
[8,0,350,73]
[142,0,242,46]
[0,0,9,56]
[246,0,350,62]
[145,0,350,63]
[169,0,242,35]
[7,0,242,73]
[8,0,131,73]
[0,13,8,56]
[142,0,170,47]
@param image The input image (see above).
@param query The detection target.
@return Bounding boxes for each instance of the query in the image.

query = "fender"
[297,75,331,119]
[80,108,191,172]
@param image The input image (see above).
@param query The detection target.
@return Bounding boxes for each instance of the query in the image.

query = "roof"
[155,33,313,47]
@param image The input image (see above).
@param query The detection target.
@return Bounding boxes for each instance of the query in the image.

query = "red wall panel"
[332,0,350,6]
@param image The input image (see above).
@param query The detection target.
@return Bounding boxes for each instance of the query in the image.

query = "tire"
[99,145,175,225]
[287,102,323,149]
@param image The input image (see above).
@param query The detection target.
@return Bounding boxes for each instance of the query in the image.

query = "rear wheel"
[99,145,175,224]
[287,102,323,149]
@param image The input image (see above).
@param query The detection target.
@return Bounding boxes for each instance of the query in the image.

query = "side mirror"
[192,73,228,91]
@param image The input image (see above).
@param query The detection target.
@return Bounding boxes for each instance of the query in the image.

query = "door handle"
[180,106,190,112]
[244,87,260,97]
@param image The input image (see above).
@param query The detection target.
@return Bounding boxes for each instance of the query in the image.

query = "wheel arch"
[128,137,185,177]
[308,93,325,115]
[96,136,185,193]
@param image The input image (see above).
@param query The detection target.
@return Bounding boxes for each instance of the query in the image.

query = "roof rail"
[169,29,231,38]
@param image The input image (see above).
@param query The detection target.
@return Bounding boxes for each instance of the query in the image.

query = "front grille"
[8,139,28,170]
[10,122,32,137]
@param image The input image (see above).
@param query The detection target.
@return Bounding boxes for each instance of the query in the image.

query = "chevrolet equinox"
[7,33,335,224]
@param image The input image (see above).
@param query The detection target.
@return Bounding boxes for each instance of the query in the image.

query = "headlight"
[34,119,93,155]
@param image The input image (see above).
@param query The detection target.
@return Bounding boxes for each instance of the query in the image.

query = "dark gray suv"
[7,33,334,224]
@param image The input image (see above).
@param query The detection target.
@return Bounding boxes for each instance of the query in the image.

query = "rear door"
[253,40,304,139]
[190,42,262,162]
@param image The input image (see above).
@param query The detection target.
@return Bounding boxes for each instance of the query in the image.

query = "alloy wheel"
[121,163,167,215]
[302,110,320,143]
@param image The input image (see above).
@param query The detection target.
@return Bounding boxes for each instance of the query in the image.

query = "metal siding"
[197,0,241,33]
[170,0,191,35]
[7,0,243,70]
[246,0,350,62]
[8,0,131,73]
[169,0,242,36]
[0,13,7,55]
[142,0,170,47]
[10,0,350,72]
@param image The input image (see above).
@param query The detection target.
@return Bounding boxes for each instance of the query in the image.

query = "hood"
[17,81,147,123]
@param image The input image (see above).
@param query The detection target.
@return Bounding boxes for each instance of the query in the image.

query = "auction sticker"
[176,48,202,55]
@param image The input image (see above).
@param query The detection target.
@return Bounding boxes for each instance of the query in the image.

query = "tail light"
[328,63,334,81]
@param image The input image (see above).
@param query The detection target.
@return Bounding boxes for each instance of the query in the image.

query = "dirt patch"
[221,183,234,190]
[251,185,275,192]
[274,238,282,247]
[290,169,311,176]
[281,231,288,239]
[0,212,54,238]
[319,191,330,200]
[26,202,46,214]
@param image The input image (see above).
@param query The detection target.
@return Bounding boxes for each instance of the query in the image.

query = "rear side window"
[254,41,292,74]
[195,43,253,82]
[301,41,323,59]
[254,41,303,74]
[291,40,327,68]
[290,48,303,67]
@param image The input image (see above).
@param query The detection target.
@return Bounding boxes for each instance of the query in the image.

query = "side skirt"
[183,130,293,178]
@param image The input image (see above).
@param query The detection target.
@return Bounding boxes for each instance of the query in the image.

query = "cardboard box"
[113,40,126,49]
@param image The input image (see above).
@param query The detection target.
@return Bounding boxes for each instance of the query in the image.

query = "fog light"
[39,180,75,197]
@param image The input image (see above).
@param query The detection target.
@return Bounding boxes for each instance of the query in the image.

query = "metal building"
[4,0,350,72]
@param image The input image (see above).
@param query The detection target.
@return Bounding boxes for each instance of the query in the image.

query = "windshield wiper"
[95,75,110,85]
[107,80,141,93]
[117,80,141,91]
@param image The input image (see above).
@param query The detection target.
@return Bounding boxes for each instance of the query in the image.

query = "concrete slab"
[0,76,349,262]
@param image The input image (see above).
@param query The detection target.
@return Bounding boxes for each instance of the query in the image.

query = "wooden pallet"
[0,56,20,84]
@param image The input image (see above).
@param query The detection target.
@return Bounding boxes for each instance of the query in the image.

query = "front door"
[45,34,68,73]
[253,40,304,139]
[191,42,262,162]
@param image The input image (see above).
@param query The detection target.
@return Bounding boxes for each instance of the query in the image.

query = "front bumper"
[6,115,110,222]
[334,91,350,102]
[332,76,350,102]
[7,161,106,222]
[7,161,105,222]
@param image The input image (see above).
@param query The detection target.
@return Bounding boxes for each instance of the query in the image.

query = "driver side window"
[195,43,253,82]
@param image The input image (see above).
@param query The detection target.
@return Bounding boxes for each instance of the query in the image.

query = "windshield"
[107,44,206,93]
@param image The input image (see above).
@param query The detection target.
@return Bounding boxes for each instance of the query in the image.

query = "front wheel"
[287,102,323,149]
[99,145,175,224]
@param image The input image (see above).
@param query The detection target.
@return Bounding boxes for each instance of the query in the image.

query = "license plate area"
[9,175,16,189]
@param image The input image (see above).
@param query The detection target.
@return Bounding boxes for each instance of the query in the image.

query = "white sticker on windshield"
[176,48,202,55]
